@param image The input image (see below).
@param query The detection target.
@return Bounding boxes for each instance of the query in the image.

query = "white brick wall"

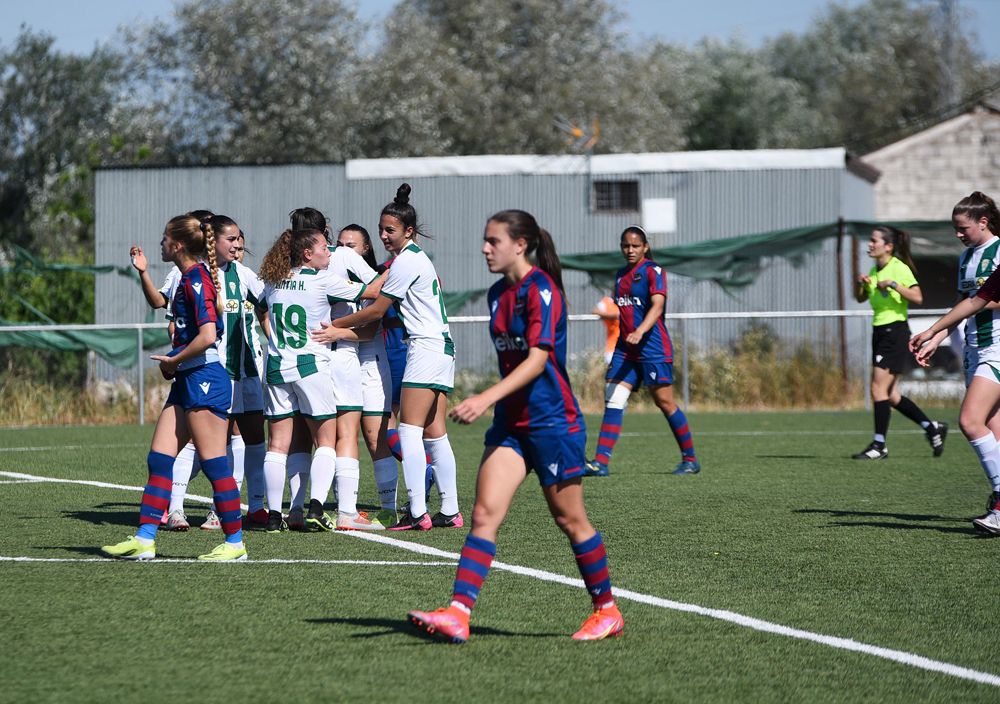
[865,107,1000,220]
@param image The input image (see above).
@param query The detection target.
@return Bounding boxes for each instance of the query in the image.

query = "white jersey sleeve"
[160,267,182,321]
[380,243,453,353]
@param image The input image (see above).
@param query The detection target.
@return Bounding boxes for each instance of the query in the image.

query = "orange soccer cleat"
[408,605,470,644]
[572,604,624,641]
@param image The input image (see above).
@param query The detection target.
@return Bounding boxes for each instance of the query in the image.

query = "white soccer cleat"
[200,510,222,531]
[165,510,189,531]
[973,510,1000,535]
[336,510,385,531]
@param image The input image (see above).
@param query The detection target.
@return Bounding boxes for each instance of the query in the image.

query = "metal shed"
[94,148,877,381]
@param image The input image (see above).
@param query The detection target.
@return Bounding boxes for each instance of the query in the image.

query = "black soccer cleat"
[926,421,948,457]
[851,442,887,460]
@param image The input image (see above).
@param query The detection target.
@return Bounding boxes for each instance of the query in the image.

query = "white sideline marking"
[0,443,147,453]
[0,556,455,566]
[0,430,928,452]
[2,470,998,689]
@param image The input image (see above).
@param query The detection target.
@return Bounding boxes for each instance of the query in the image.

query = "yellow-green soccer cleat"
[197,542,248,562]
[101,536,156,561]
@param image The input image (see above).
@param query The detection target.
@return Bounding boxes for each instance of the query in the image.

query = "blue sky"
[2,0,998,59]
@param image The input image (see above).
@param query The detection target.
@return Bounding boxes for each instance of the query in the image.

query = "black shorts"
[872,322,910,374]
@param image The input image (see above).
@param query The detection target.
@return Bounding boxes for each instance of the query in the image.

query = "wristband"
[889,281,898,290]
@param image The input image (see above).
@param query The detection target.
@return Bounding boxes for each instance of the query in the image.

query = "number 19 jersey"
[259,267,365,384]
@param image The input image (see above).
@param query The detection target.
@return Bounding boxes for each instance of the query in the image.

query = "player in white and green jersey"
[315,184,461,532]
[911,192,1000,534]
[257,227,368,533]
[958,234,1000,361]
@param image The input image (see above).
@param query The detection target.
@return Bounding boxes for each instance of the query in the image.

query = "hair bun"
[394,183,411,206]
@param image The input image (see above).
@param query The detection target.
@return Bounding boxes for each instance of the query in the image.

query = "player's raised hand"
[130,246,148,273]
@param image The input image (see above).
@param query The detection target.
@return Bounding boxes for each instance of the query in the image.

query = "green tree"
[682,39,826,150]
[0,29,157,256]
[358,0,675,156]
[764,0,995,153]
[130,0,366,163]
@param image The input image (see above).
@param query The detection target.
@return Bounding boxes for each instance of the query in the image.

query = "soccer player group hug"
[100,182,708,643]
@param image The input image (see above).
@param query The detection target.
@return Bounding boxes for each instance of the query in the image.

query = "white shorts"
[265,372,338,420]
[360,352,392,416]
[229,377,264,415]
[401,337,455,393]
[329,343,363,412]
[965,345,1000,386]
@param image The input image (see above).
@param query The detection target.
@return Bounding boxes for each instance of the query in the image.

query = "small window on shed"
[593,180,639,212]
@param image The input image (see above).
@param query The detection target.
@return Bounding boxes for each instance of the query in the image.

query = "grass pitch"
[1,410,998,703]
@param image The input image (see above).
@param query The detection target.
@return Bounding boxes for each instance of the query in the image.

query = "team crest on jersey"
[192,282,202,294]
[633,272,642,282]
[539,289,552,306]
[229,281,237,294]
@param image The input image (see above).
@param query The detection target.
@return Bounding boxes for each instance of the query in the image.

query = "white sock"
[169,442,197,514]
[309,447,337,506]
[425,434,459,515]
[287,452,311,510]
[336,457,361,515]
[244,441,266,513]
[229,434,246,490]
[373,457,398,510]
[971,433,1000,492]
[398,423,428,516]
[263,451,288,514]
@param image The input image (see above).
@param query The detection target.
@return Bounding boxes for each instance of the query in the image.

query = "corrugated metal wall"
[95,158,873,383]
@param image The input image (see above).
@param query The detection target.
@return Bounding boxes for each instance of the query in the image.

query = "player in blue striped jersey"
[408,209,622,643]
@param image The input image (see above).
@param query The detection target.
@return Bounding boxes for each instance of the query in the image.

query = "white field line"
[0,556,454,566]
[2,470,998,689]
[0,443,147,453]
[0,431,928,452]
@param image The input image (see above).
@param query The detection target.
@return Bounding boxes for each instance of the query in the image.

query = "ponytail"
[200,220,223,315]
[487,209,565,296]
[535,227,565,294]
[953,191,1000,237]
[259,230,294,285]
[874,226,916,274]
[259,229,326,285]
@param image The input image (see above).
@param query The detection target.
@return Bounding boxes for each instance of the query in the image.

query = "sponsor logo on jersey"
[243,301,254,312]
[192,282,203,294]
[653,266,662,274]
[225,299,240,313]
[493,333,528,352]
[539,289,552,306]
[650,370,657,379]
[174,316,187,329]
[490,299,499,313]
[547,462,559,476]
[616,296,643,307]
[199,382,211,394]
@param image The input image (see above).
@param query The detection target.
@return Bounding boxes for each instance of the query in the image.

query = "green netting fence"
[1,219,959,368]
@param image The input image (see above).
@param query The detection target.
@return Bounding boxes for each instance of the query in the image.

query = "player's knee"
[605,383,630,410]
[471,501,501,531]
